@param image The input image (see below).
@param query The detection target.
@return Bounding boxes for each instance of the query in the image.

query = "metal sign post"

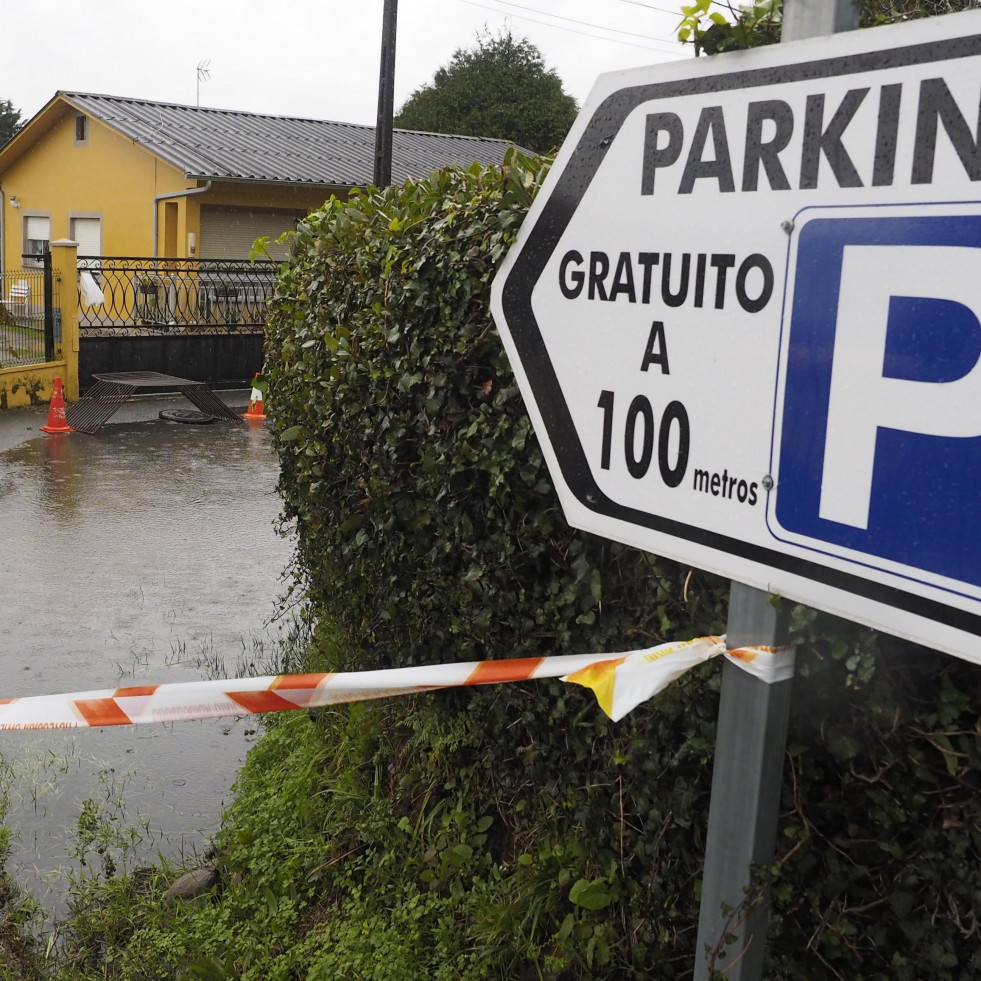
[692,585,792,980]
[693,3,859,978]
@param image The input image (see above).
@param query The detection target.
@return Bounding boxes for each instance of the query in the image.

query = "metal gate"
[77,257,280,390]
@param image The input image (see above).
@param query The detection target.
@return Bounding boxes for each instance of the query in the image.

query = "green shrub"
[261,154,728,977]
[264,154,719,672]
[677,0,981,57]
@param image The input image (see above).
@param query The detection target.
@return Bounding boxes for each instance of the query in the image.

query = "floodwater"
[0,397,294,918]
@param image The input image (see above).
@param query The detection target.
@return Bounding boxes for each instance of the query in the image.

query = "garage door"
[200,206,304,260]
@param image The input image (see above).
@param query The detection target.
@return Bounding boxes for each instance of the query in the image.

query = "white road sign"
[491,11,981,662]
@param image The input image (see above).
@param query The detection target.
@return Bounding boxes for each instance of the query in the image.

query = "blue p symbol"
[820,245,981,529]
[773,212,981,590]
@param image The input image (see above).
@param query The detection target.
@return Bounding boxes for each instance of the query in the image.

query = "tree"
[678,0,981,54]
[0,100,22,147]
[395,30,578,154]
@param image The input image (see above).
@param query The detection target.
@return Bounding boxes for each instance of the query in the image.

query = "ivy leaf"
[443,844,473,866]
[569,878,614,910]
[338,514,365,534]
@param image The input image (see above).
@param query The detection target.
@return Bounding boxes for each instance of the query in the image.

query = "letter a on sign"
[771,204,981,593]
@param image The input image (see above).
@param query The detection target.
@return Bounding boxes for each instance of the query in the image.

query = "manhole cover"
[159,409,215,425]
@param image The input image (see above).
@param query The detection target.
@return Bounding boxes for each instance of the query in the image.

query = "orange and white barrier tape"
[563,638,796,720]
[0,637,795,731]
[724,643,797,685]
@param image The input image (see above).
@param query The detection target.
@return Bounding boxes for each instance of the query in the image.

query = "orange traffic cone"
[41,377,73,434]
[243,373,266,421]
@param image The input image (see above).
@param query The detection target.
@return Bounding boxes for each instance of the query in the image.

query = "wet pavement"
[0,391,294,917]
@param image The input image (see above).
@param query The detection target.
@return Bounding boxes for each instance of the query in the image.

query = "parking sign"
[490,11,981,661]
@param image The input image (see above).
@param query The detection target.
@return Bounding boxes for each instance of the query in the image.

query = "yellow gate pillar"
[50,239,79,401]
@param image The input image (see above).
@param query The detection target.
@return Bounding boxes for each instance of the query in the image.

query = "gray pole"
[693,584,791,980]
[783,0,859,40]
[373,0,398,188]
[692,2,859,979]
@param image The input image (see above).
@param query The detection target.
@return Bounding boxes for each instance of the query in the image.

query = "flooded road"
[0,398,293,917]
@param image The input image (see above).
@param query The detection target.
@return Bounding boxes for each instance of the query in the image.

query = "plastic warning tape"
[0,651,624,730]
[562,637,795,721]
[0,637,794,730]
[725,644,796,684]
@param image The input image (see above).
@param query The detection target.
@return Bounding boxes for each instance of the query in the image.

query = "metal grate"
[66,371,244,434]
[65,380,137,434]
[178,384,243,422]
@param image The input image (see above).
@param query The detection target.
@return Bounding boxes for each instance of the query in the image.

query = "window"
[70,216,101,259]
[24,215,50,266]
[74,114,88,145]
[71,216,103,282]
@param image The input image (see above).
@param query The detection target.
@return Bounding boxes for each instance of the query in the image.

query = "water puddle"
[0,413,294,918]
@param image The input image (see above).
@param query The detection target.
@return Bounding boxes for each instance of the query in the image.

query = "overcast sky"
[3,0,691,128]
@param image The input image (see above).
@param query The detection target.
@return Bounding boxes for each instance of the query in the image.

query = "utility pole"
[373,0,398,188]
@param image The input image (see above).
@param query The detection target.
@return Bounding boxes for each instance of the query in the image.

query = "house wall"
[1,99,349,267]
[0,365,68,410]
[1,106,190,271]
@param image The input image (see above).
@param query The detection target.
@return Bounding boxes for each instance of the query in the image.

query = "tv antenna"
[196,60,211,106]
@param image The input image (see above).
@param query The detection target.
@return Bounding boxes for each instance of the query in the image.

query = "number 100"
[597,390,690,487]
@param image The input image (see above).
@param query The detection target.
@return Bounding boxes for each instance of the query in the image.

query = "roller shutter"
[199,206,303,260]
[70,217,102,258]
[24,216,51,258]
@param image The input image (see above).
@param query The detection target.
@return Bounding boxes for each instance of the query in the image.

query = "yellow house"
[0,91,516,274]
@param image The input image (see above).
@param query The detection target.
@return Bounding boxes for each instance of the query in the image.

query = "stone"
[162,864,219,906]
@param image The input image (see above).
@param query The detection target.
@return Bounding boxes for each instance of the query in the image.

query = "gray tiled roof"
[61,92,515,186]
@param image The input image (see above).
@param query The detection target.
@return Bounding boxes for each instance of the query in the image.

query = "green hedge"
[261,154,981,979]
[264,155,718,669]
